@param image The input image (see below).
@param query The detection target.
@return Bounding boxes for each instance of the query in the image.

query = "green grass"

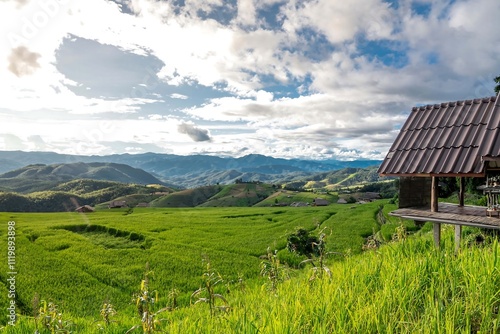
[199,183,276,207]
[255,190,338,207]
[0,203,374,324]
[2,222,500,333]
[2,201,499,333]
[149,185,222,207]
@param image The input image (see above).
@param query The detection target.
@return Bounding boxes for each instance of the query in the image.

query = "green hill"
[54,179,138,194]
[286,166,389,190]
[255,189,339,207]
[199,183,276,207]
[150,185,223,207]
[0,179,174,212]
[0,164,393,211]
[0,162,166,193]
[0,191,85,212]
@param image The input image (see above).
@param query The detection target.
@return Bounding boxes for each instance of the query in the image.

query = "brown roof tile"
[379,95,500,176]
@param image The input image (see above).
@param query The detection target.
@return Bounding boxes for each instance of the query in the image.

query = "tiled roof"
[378,95,500,176]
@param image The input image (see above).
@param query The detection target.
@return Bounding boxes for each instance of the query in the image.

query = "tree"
[495,75,500,94]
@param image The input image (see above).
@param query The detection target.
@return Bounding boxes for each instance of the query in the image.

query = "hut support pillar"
[431,176,439,212]
[433,223,441,249]
[454,225,462,254]
[431,176,440,248]
[459,177,465,207]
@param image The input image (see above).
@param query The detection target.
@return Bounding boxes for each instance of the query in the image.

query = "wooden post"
[431,177,441,248]
[431,176,439,212]
[459,177,465,207]
[454,225,462,253]
[433,223,441,249]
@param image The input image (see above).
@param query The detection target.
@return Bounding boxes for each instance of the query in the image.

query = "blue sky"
[0,0,499,160]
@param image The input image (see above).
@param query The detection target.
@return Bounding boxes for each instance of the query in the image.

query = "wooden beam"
[431,176,439,212]
[459,177,465,207]
[454,225,462,253]
[391,214,500,231]
[380,173,482,178]
[433,222,441,248]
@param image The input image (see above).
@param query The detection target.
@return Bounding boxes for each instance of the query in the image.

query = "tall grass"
[0,206,344,323]
[216,231,500,334]
[3,225,500,333]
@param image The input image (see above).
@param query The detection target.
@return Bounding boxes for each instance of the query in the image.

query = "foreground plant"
[166,288,179,310]
[260,247,289,291]
[392,224,407,242]
[300,227,341,282]
[127,263,170,333]
[36,300,73,334]
[191,257,229,317]
[33,293,41,333]
[95,300,117,330]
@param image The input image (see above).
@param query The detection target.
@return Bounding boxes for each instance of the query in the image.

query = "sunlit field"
[2,201,498,333]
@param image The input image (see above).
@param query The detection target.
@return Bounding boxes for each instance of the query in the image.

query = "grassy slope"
[255,189,339,207]
[149,185,222,207]
[2,217,500,333]
[3,204,375,323]
[0,181,160,212]
[286,166,383,190]
[199,183,276,207]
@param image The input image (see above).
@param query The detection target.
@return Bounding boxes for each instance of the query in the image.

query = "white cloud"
[398,0,500,78]
[181,92,407,159]
[170,93,188,100]
[0,0,499,161]
[236,0,257,26]
[281,0,394,44]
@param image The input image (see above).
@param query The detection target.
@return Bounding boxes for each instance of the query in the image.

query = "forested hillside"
[0,151,381,188]
[0,162,166,193]
[0,161,395,211]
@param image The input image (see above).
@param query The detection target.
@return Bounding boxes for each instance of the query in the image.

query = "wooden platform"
[390,203,500,230]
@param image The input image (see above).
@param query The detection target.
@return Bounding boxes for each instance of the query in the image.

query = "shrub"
[286,228,319,257]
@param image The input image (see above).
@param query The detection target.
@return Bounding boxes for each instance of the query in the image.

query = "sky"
[1,0,499,161]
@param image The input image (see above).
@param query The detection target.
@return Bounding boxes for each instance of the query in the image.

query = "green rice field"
[1,201,499,333]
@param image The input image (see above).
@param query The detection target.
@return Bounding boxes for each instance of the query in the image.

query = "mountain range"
[0,151,382,188]
[0,151,393,211]
[0,162,166,193]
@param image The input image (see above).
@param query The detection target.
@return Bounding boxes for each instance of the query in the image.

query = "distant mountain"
[0,164,392,212]
[0,151,382,188]
[0,179,170,212]
[0,162,166,193]
[299,166,387,190]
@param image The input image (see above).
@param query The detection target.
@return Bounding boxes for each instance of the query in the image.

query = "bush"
[286,228,320,257]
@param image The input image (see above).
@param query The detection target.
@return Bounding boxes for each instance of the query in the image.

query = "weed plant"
[260,247,289,291]
[127,263,170,333]
[190,257,229,316]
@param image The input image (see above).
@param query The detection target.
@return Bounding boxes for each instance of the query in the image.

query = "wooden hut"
[75,205,95,213]
[313,198,329,206]
[378,94,500,249]
[108,200,127,209]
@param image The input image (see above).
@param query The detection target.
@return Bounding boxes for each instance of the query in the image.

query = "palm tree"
[494,75,500,94]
